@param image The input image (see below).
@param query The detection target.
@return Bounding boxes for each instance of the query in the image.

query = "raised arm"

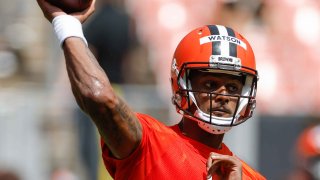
[37,0,142,159]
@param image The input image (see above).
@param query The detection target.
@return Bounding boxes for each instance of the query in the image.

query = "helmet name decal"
[209,55,241,70]
[200,35,247,50]
[217,56,233,62]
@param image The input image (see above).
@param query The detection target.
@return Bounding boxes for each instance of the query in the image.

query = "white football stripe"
[216,25,229,56]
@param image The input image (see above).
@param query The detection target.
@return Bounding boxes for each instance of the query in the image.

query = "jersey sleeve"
[100,113,166,179]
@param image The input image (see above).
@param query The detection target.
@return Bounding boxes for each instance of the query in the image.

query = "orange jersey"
[101,113,266,180]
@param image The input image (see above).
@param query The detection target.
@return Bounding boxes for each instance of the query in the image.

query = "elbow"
[80,79,118,109]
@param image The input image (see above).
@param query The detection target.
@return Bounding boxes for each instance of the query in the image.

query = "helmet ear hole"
[248,99,256,116]
[172,94,182,106]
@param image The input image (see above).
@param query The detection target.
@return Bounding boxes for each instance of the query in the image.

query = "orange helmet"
[296,125,320,178]
[297,125,320,159]
[170,25,258,134]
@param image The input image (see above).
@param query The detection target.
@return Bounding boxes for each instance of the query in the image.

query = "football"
[47,0,92,13]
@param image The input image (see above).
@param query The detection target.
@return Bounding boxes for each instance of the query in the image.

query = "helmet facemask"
[172,62,257,134]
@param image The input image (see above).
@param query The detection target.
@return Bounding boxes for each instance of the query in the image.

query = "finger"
[207,153,241,175]
[88,0,96,15]
[206,153,220,171]
[36,0,47,13]
[71,0,96,23]
[90,0,96,9]
[209,153,237,163]
[207,159,223,176]
[207,152,224,178]
[37,0,65,21]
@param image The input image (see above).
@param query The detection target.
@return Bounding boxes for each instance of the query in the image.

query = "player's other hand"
[206,152,242,180]
[36,0,96,23]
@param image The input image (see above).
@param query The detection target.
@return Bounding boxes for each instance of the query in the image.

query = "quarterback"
[37,0,266,179]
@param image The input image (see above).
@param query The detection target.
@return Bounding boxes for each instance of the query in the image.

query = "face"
[189,70,244,118]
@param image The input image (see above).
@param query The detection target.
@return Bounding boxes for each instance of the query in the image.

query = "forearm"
[62,37,142,158]
[63,38,110,108]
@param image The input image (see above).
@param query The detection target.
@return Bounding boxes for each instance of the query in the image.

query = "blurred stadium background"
[0,0,320,179]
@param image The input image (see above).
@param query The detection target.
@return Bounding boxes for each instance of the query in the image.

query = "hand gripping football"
[47,0,92,13]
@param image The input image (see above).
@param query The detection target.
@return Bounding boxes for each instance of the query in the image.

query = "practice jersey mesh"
[101,113,266,180]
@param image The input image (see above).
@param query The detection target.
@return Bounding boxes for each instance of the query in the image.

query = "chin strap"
[194,110,232,134]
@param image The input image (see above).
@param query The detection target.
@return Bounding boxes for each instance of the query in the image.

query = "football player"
[37,0,265,179]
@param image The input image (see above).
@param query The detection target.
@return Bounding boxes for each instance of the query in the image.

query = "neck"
[179,117,224,149]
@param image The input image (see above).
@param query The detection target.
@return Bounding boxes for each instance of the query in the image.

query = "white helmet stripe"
[216,25,230,57]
